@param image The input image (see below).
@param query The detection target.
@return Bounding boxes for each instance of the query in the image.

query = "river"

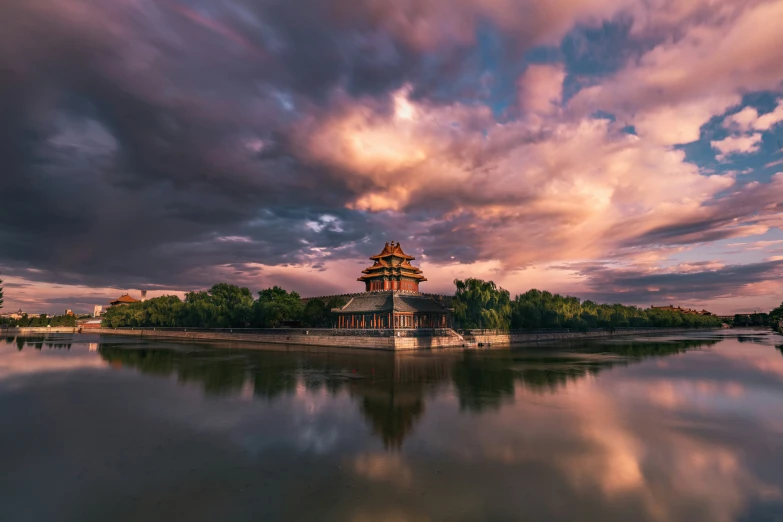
[1,329,782,521]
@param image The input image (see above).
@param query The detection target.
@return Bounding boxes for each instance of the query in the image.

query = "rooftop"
[110,294,141,304]
[333,292,450,314]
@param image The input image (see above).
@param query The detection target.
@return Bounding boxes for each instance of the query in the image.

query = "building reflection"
[1,335,73,351]
[93,337,720,450]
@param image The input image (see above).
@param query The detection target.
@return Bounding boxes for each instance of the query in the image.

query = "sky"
[1,0,783,315]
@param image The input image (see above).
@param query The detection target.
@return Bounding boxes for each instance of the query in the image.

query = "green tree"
[301,296,347,327]
[453,278,512,330]
[252,286,304,327]
[510,288,721,331]
[770,301,783,326]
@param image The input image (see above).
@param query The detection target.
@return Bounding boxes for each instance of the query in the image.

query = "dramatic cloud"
[1,0,782,312]
[570,259,783,305]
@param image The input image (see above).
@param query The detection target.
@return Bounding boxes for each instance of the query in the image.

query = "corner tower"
[358,241,427,293]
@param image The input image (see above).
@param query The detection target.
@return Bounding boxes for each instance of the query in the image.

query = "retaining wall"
[465,327,713,346]
[81,326,718,351]
[89,328,465,351]
[2,327,78,334]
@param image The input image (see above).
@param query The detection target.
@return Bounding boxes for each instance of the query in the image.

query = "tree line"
[102,283,347,328]
[3,314,78,327]
[452,278,726,330]
[102,278,739,330]
[767,301,783,333]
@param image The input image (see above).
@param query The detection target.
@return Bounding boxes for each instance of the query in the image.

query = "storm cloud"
[1,0,782,312]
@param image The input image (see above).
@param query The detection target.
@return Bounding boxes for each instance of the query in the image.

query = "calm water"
[1,330,783,522]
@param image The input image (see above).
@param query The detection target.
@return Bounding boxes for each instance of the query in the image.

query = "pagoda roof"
[370,241,415,261]
[358,266,427,282]
[110,294,140,304]
[359,241,427,282]
[333,292,450,314]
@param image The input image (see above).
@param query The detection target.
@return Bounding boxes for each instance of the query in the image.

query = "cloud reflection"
[1,331,782,521]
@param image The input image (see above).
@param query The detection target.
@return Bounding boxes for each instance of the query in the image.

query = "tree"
[252,286,304,327]
[453,278,512,330]
[302,296,347,327]
[770,301,783,326]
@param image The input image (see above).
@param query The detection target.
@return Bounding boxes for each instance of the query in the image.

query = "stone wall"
[2,327,78,334]
[463,327,714,346]
[93,328,420,350]
[83,326,716,351]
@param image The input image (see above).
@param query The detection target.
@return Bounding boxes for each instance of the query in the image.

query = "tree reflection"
[97,345,248,396]
[3,336,72,351]
[252,362,297,399]
[452,353,515,411]
[451,339,720,408]
[737,335,765,344]
[95,337,720,450]
[359,394,424,450]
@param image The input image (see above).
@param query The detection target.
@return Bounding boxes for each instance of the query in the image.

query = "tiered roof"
[333,293,450,314]
[358,241,427,283]
[110,294,140,305]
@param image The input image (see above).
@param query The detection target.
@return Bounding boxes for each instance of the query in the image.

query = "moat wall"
[86,328,463,351]
[3,327,81,334]
[64,326,719,351]
[2,326,721,351]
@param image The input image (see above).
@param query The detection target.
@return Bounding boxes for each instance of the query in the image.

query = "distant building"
[332,242,451,329]
[81,319,103,330]
[651,305,713,316]
[0,309,39,320]
[93,305,103,317]
[108,294,141,308]
[65,309,74,316]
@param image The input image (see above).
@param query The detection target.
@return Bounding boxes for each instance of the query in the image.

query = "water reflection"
[94,337,720,449]
[4,334,73,351]
[1,331,782,522]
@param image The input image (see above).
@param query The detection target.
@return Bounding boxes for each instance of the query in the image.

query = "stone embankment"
[461,327,709,346]
[2,327,80,334]
[87,327,464,351]
[2,326,720,351]
[67,326,717,351]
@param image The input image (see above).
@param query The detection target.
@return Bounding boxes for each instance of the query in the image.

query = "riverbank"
[3,326,726,351]
[2,327,81,334]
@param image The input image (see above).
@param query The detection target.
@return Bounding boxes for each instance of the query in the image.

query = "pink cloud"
[570,0,783,145]
[711,133,764,161]
[517,64,566,115]
[335,0,634,52]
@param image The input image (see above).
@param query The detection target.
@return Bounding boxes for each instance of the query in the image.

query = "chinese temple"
[332,242,451,329]
[358,241,427,292]
[108,294,141,308]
